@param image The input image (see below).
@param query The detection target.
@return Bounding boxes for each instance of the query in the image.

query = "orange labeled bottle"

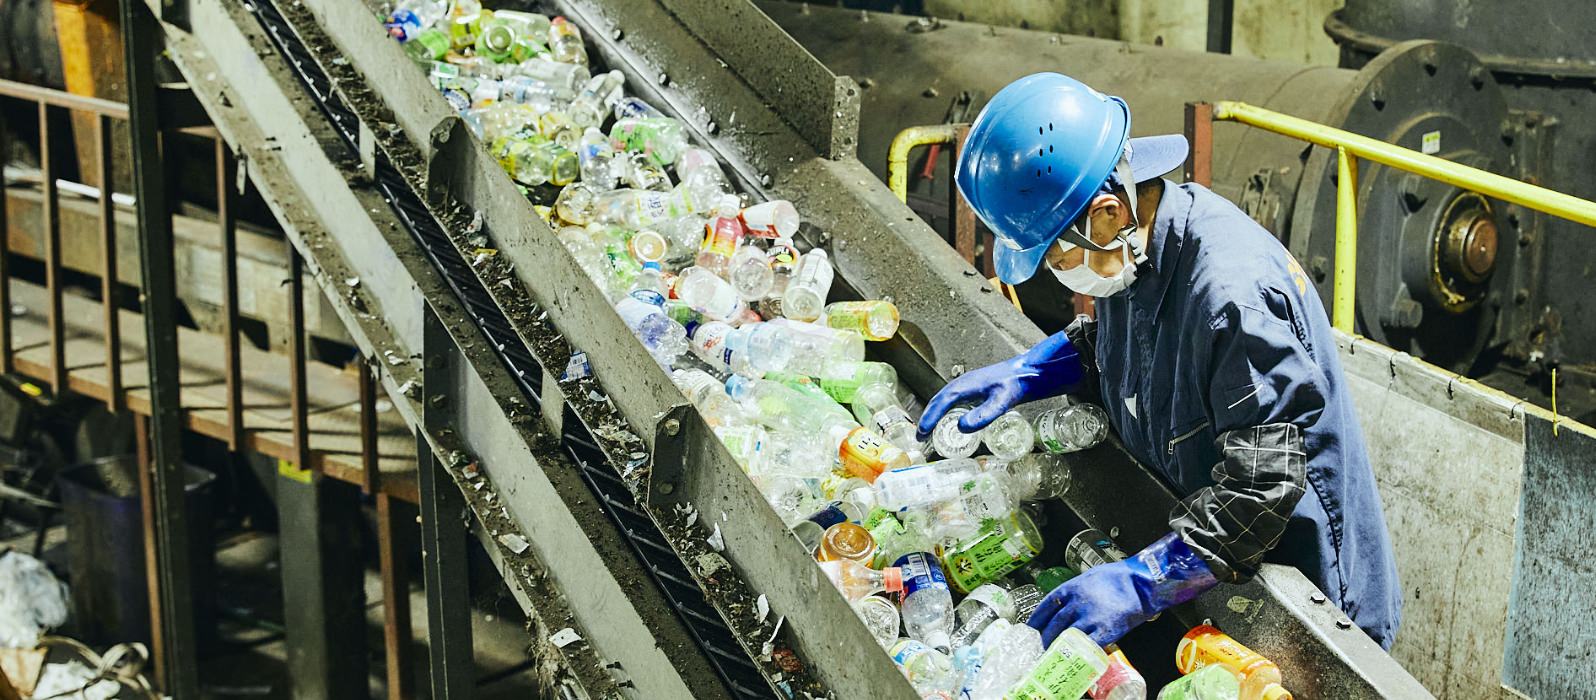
[1175,625,1293,700]
[833,425,911,482]
[816,522,877,565]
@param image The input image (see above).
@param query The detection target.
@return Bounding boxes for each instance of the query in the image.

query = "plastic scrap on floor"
[0,550,69,648]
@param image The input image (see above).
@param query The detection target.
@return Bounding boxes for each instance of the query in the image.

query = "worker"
[919,73,1401,650]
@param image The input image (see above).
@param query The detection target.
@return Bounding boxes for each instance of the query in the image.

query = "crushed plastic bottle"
[740,200,800,239]
[853,595,901,649]
[671,368,741,428]
[872,459,981,511]
[675,266,748,321]
[1003,453,1072,502]
[610,117,690,166]
[967,620,1044,700]
[547,16,587,66]
[729,243,775,301]
[766,318,865,376]
[890,638,958,699]
[950,583,1016,649]
[1090,648,1148,700]
[613,289,687,365]
[475,10,549,63]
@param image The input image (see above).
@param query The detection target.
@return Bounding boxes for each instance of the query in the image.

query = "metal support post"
[120,0,199,694]
[420,306,473,699]
[218,140,244,450]
[0,108,9,374]
[288,248,311,472]
[948,124,977,267]
[39,101,65,394]
[1184,102,1214,188]
[378,492,416,700]
[97,115,122,412]
[276,461,370,699]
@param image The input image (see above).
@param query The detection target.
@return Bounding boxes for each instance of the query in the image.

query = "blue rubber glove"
[1027,533,1219,647]
[916,331,1086,439]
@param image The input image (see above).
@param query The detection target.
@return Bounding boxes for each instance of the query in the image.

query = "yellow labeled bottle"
[1175,625,1293,700]
[823,300,900,341]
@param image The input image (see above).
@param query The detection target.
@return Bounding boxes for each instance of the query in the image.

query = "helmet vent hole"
[1049,144,1054,153]
[1039,148,1045,157]
[1047,166,1052,173]
[1036,169,1042,177]
[1048,122,1054,131]
[1038,126,1044,136]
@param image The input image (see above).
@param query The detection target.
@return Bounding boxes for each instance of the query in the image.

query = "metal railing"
[1194,100,1596,334]
[0,77,409,696]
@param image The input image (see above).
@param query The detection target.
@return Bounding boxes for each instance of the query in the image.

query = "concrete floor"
[2,512,542,699]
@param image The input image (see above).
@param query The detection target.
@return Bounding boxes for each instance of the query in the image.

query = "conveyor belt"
[245,0,768,695]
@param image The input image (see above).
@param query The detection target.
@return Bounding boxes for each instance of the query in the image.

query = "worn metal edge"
[155,1,707,695]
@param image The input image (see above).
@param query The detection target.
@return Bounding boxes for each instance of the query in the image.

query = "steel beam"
[276,463,370,699]
[120,0,198,694]
[419,308,474,700]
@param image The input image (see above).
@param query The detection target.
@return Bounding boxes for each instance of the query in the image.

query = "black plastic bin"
[55,455,217,647]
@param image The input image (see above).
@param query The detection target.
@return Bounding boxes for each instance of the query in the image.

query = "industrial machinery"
[764,2,1583,414]
[1,0,1591,698]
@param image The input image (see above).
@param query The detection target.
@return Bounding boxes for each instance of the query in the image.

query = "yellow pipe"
[1212,101,1596,228]
[887,124,960,203]
[1334,147,1358,334]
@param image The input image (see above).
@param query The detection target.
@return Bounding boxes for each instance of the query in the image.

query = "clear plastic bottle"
[613,95,666,121]
[567,70,625,128]
[1174,626,1293,700]
[671,368,741,428]
[676,148,733,210]
[508,56,586,96]
[594,187,700,229]
[628,229,669,264]
[949,583,1016,649]
[790,500,867,552]
[1090,648,1148,700]
[1065,529,1129,572]
[629,261,669,296]
[850,382,924,459]
[609,117,690,167]
[921,472,1014,543]
[1034,402,1110,454]
[674,266,748,321]
[403,28,451,61]
[931,407,981,459]
[967,621,1044,700]
[895,552,956,653]
[853,596,900,649]
[724,375,855,435]
[729,243,775,301]
[739,200,800,239]
[1007,628,1112,700]
[824,300,900,341]
[941,511,1044,594]
[547,16,587,66]
[1157,665,1242,700]
[696,196,745,275]
[766,319,865,376]
[983,411,1036,461]
[620,150,671,191]
[575,128,618,190]
[766,238,801,298]
[872,459,982,511]
[494,137,578,186]
[782,249,834,322]
[818,558,903,601]
[1008,583,1045,622]
[817,522,877,564]
[613,289,687,365]
[1003,453,1071,502]
[499,73,572,109]
[768,359,895,405]
[703,322,792,378]
[889,638,957,698]
[475,10,549,63]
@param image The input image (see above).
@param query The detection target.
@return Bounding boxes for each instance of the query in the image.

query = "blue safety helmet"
[956,72,1188,284]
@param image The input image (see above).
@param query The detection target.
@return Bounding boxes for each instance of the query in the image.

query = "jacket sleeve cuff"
[1128,532,1221,614]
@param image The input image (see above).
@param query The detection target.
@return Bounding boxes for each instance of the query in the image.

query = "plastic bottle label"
[889,638,931,666]
[804,503,850,530]
[1087,655,1139,700]
[872,405,913,434]
[894,552,949,599]
[700,217,742,260]
[1006,642,1105,700]
[944,517,1040,593]
[691,324,733,370]
[1175,627,1265,676]
[840,428,895,481]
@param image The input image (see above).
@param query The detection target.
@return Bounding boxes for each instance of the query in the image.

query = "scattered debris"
[706,524,724,552]
[465,210,485,235]
[0,550,69,647]
[498,533,530,554]
[549,627,582,648]
[693,552,730,580]
[560,352,591,381]
[756,594,770,624]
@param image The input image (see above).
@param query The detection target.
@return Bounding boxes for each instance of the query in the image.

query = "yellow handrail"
[1211,100,1596,333]
[887,124,960,203]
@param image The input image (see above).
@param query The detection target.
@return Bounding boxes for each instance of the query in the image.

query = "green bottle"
[1157,665,1242,700]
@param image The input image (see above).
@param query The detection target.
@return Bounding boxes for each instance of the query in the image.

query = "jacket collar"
[1128,179,1191,316]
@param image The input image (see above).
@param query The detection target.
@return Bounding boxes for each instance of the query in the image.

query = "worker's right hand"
[916,330,1086,439]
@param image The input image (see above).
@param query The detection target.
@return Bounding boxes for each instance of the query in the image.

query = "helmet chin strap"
[1112,155,1149,268]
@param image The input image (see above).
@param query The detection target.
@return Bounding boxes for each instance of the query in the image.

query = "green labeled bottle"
[1006,627,1111,700]
[942,510,1044,594]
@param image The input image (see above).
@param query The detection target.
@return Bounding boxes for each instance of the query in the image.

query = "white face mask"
[1049,235,1139,297]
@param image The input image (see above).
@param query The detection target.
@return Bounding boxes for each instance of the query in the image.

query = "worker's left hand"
[917,330,1086,439]
[1027,532,1219,647]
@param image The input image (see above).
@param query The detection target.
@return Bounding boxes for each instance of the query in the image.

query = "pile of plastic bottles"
[382,3,1291,699]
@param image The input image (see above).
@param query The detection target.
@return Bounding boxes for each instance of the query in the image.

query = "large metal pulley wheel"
[1289,41,1514,373]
